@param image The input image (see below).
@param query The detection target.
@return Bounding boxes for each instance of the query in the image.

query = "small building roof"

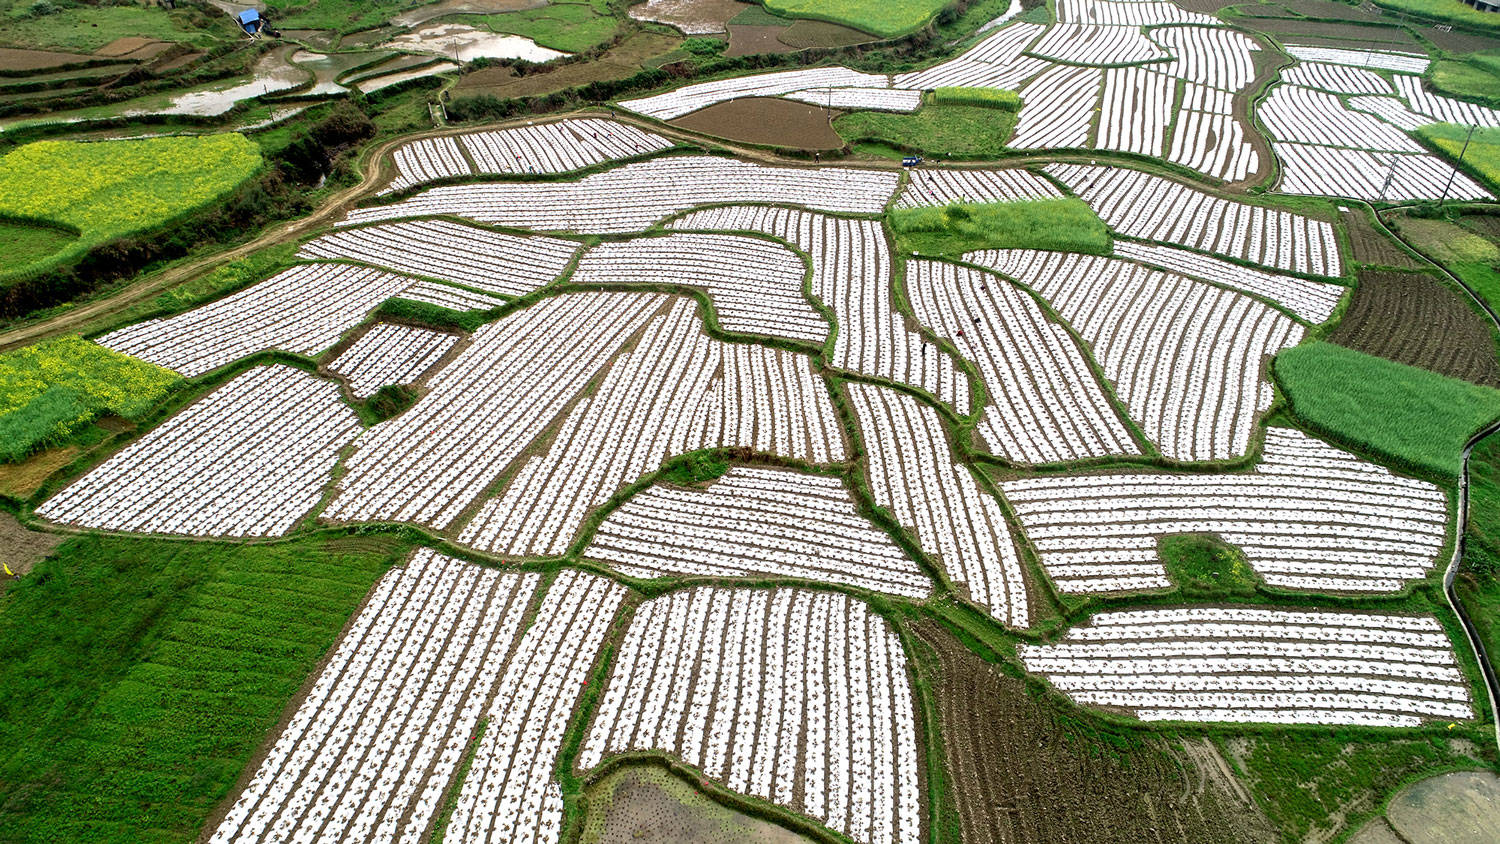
[237,9,261,24]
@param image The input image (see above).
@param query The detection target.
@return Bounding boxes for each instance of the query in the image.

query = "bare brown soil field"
[1328,269,1500,387]
[94,37,171,59]
[1173,0,1238,11]
[671,97,845,149]
[581,764,815,843]
[1250,19,1421,45]
[778,20,876,48]
[727,24,799,56]
[1232,47,1282,188]
[1424,28,1500,53]
[1382,771,1500,844]
[1343,209,1422,269]
[0,511,63,578]
[0,47,100,72]
[629,0,752,35]
[454,31,682,97]
[1284,0,1392,22]
[911,621,1277,844]
[151,51,206,74]
[0,445,77,499]
[1233,2,1302,17]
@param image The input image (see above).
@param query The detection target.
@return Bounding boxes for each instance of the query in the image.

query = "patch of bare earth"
[726,25,798,56]
[670,97,845,149]
[0,511,63,579]
[1329,269,1500,387]
[0,446,79,500]
[629,0,751,35]
[0,47,100,71]
[1343,208,1422,269]
[583,764,814,843]
[911,620,1277,844]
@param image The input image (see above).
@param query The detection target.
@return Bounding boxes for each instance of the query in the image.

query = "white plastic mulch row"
[208,550,544,843]
[1275,144,1490,201]
[39,365,360,537]
[1020,606,1473,727]
[849,382,1031,628]
[299,219,580,298]
[381,118,674,194]
[458,298,846,557]
[345,156,899,234]
[1283,45,1429,74]
[327,322,458,398]
[905,260,1139,465]
[584,466,932,599]
[1112,240,1346,324]
[1047,163,1343,277]
[570,232,827,343]
[1054,0,1215,26]
[670,205,972,415]
[968,250,1304,463]
[621,67,890,121]
[1002,427,1449,594]
[895,167,1062,208]
[578,586,923,844]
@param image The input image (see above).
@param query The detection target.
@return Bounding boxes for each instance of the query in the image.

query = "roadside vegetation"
[1274,341,1500,479]
[889,198,1111,258]
[834,104,1019,159]
[0,533,407,843]
[0,135,262,279]
[0,335,179,462]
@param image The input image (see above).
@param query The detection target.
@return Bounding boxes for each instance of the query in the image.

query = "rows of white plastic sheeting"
[382,118,675,194]
[459,297,847,557]
[669,205,973,416]
[578,586,923,844]
[39,365,361,538]
[97,263,416,377]
[1020,606,1473,727]
[905,260,1138,465]
[322,291,667,530]
[585,466,933,599]
[570,232,827,344]
[896,167,1062,208]
[208,550,543,843]
[328,322,459,398]
[343,156,899,234]
[299,219,580,298]
[967,249,1303,462]
[1002,427,1449,594]
[848,382,1031,628]
[447,568,630,844]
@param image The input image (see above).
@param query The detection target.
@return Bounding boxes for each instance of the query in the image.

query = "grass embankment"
[0,135,262,279]
[0,534,406,843]
[1419,124,1500,194]
[1275,341,1500,480]
[1456,432,1500,677]
[835,103,1018,159]
[761,0,948,37]
[1370,0,1500,35]
[0,335,179,463]
[889,198,1111,259]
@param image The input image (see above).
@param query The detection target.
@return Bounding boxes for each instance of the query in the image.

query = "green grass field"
[0,534,404,843]
[1420,124,1500,195]
[889,198,1111,259]
[834,104,1018,159]
[1430,60,1500,106]
[467,0,621,54]
[930,86,1020,110]
[0,335,180,462]
[1158,533,1260,598]
[1275,341,1500,479]
[260,0,418,32]
[762,0,950,37]
[1370,0,1500,34]
[0,3,230,52]
[0,135,262,277]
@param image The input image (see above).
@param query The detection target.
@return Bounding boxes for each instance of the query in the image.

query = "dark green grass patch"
[1159,533,1261,598]
[363,383,419,422]
[0,533,405,843]
[761,0,946,38]
[1274,341,1500,480]
[889,198,1111,259]
[0,219,75,267]
[834,104,1018,159]
[1456,432,1500,671]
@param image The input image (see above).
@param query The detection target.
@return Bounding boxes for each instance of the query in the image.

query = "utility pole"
[1439,123,1477,206]
[1378,155,1398,204]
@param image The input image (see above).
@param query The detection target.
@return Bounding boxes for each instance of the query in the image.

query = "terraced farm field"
[5,1,1500,842]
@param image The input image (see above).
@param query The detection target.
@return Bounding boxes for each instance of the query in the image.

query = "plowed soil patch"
[726,24,799,56]
[671,97,844,149]
[1329,269,1500,387]
[911,621,1276,844]
[0,47,99,72]
[1343,209,1421,269]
